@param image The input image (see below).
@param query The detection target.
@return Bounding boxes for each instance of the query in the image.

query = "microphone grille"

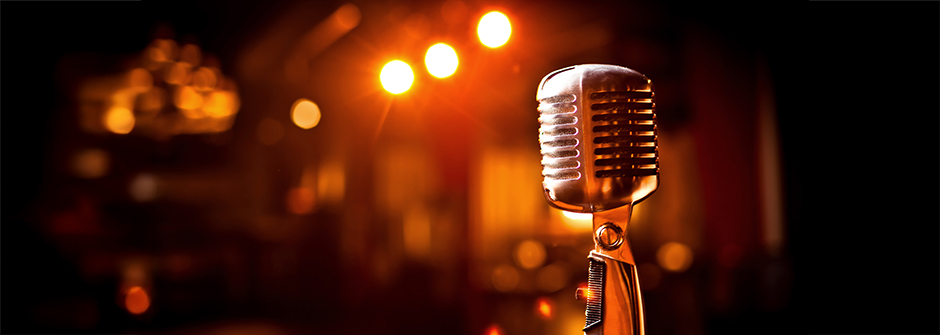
[538,94,581,181]
[589,90,658,178]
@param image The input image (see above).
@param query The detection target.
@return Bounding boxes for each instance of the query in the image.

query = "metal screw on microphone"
[595,223,624,250]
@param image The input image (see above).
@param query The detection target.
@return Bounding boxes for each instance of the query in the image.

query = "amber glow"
[72,149,110,179]
[477,11,511,48]
[657,242,694,272]
[192,67,217,91]
[560,210,593,231]
[537,298,553,319]
[425,43,459,78]
[104,106,135,134]
[286,187,316,214]
[124,286,150,314]
[491,265,519,292]
[403,205,432,258]
[179,44,202,66]
[165,62,193,85]
[578,283,593,300]
[174,86,203,111]
[514,239,546,269]
[203,91,237,118]
[291,99,322,129]
[535,263,568,292]
[380,60,414,94]
[126,68,153,92]
[485,325,502,335]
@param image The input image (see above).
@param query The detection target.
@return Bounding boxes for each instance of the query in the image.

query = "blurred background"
[2,1,937,335]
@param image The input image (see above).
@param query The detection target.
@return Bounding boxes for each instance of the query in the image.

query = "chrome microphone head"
[537,64,659,213]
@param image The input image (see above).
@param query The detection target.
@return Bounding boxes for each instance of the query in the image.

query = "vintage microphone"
[537,64,659,335]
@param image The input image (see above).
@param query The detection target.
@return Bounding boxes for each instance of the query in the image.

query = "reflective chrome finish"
[537,64,659,335]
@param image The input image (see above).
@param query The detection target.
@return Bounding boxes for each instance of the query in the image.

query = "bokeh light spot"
[129,173,158,202]
[291,99,322,129]
[124,286,150,315]
[657,242,694,273]
[174,86,204,111]
[72,149,110,179]
[425,43,459,78]
[477,11,511,48]
[380,60,414,94]
[514,239,546,269]
[491,265,519,292]
[104,106,135,134]
[536,298,553,319]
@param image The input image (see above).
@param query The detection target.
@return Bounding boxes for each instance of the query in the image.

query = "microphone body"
[537,64,658,335]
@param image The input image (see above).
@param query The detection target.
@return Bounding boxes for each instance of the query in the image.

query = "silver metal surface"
[537,64,658,335]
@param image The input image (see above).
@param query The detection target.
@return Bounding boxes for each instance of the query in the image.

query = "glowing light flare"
[657,242,694,273]
[578,283,593,300]
[536,298,553,319]
[104,106,135,134]
[560,210,593,231]
[380,60,414,94]
[291,99,322,129]
[286,187,316,214]
[477,11,511,48]
[514,239,546,269]
[485,325,503,335]
[425,43,459,78]
[124,286,150,315]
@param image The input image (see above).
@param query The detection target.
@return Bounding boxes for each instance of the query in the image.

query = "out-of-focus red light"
[125,286,150,315]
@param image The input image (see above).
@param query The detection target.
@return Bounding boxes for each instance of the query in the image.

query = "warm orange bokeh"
[124,286,150,315]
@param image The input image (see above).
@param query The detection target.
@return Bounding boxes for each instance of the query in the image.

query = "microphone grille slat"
[595,169,657,178]
[539,94,582,181]
[590,90,658,179]
[540,127,577,137]
[539,115,577,126]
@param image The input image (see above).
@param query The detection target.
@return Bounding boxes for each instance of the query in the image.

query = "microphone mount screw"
[595,222,624,250]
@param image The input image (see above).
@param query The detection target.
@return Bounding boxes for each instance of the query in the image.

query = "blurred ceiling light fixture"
[380,60,414,94]
[76,38,240,138]
[425,43,459,78]
[477,11,511,48]
[291,98,322,129]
